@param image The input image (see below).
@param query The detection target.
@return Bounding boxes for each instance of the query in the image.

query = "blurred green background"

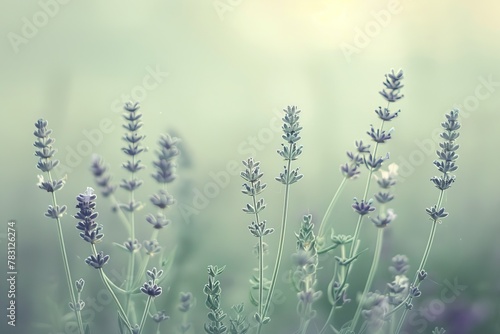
[1,0,499,333]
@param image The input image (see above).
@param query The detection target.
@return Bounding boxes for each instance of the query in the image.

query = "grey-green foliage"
[292,214,322,331]
[204,265,227,334]
[229,303,250,334]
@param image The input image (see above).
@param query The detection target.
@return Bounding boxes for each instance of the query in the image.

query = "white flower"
[382,163,399,179]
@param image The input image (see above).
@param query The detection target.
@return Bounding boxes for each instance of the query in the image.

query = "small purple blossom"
[379,69,404,103]
[364,153,390,171]
[141,280,162,297]
[146,213,170,229]
[85,251,110,269]
[426,205,449,221]
[124,239,141,253]
[352,198,376,215]
[90,155,117,197]
[34,119,60,173]
[367,125,393,143]
[150,190,175,210]
[375,106,399,121]
[152,134,180,184]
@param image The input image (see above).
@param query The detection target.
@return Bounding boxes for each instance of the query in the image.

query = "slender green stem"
[300,317,311,334]
[351,228,384,331]
[250,190,265,318]
[340,244,346,282]
[102,273,132,294]
[258,232,264,317]
[394,308,406,334]
[258,150,293,334]
[126,155,137,316]
[259,236,264,315]
[317,176,347,241]
[320,307,335,334]
[138,296,153,334]
[319,256,340,334]
[48,172,84,334]
[394,220,440,334]
[415,190,444,278]
[100,268,133,331]
[91,244,132,331]
[394,190,444,334]
[297,273,311,334]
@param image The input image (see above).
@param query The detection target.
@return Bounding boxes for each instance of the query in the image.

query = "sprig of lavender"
[241,158,272,324]
[257,106,303,334]
[344,71,403,333]
[149,133,180,231]
[138,267,164,334]
[348,69,403,261]
[229,303,250,334]
[145,133,179,258]
[33,119,85,334]
[74,187,133,332]
[120,102,146,317]
[292,215,321,334]
[204,265,227,334]
[319,70,403,333]
[394,109,461,334]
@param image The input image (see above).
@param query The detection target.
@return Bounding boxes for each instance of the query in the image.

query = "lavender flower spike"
[74,187,104,244]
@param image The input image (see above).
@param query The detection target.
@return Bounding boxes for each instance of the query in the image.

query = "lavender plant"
[33,119,85,334]
[233,69,461,334]
[393,109,461,334]
[34,102,181,334]
[241,158,273,326]
[33,69,463,334]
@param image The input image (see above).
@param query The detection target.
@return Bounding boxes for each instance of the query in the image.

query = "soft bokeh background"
[1,0,499,333]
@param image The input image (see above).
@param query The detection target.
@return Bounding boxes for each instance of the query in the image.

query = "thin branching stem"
[317,176,347,241]
[48,172,84,334]
[351,227,384,331]
[138,296,153,334]
[250,189,265,318]
[319,246,342,334]
[394,190,444,334]
[91,244,132,332]
[259,146,293,334]
[126,154,137,317]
